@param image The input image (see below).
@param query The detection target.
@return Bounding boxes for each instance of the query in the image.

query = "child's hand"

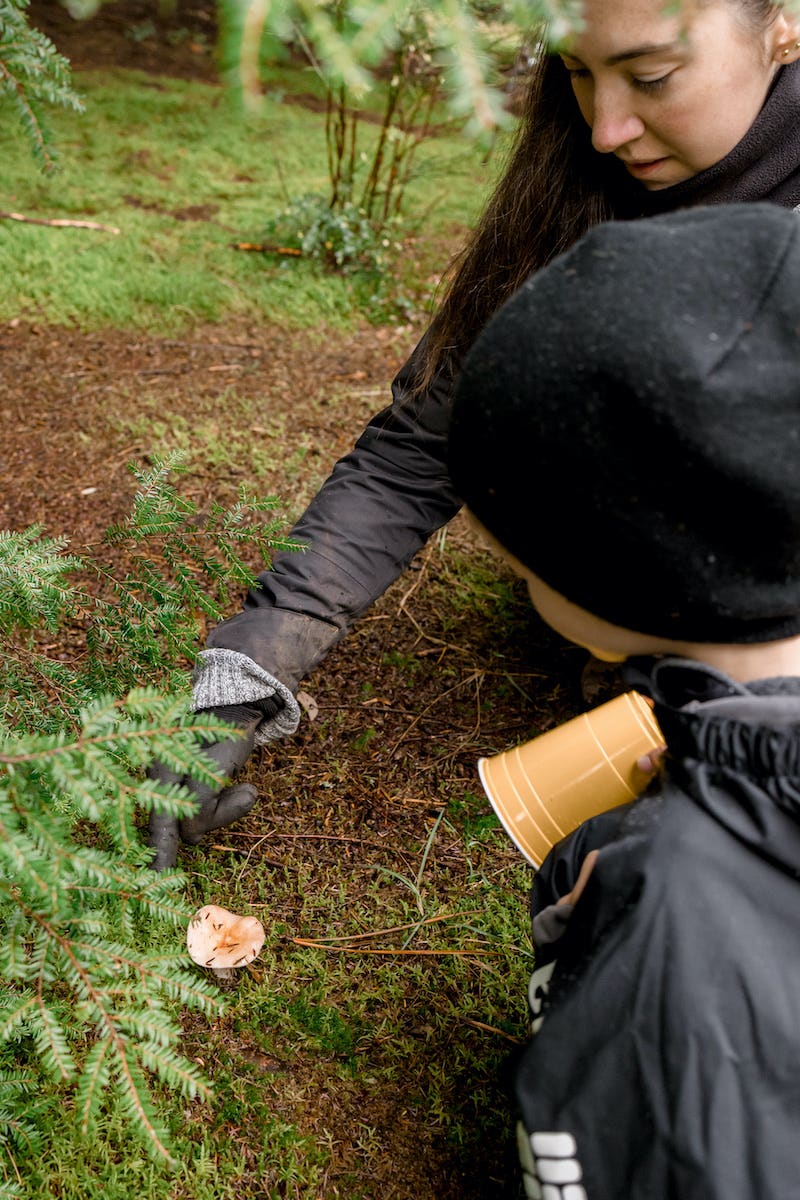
[636,747,665,775]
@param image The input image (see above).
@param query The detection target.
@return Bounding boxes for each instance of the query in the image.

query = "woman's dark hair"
[417,51,633,389]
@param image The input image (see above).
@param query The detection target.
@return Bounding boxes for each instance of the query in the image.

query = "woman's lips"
[623,157,669,178]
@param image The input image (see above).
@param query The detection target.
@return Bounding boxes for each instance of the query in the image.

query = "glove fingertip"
[147,811,180,871]
[179,782,259,845]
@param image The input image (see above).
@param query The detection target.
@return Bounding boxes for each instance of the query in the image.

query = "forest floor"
[4,6,586,1197]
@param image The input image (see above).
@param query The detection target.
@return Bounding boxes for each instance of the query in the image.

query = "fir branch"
[0,528,81,633]
[13,905,217,1163]
[0,1068,42,1196]
[0,912,37,983]
[112,1051,176,1167]
[75,1039,112,1140]
[0,817,58,908]
[136,1040,212,1100]
[0,995,40,1041]
[0,456,293,1172]
[32,1004,77,1083]
[0,0,84,170]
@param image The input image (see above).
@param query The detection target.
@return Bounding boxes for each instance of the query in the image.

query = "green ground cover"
[0,67,492,331]
[0,58,552,1200]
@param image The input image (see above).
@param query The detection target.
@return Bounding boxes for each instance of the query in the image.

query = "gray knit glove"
[191,648,301,745]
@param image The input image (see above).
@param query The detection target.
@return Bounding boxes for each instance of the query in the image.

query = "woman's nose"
[590,87,646,154]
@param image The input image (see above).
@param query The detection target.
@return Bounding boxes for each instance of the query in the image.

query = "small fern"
[3,452,297,734]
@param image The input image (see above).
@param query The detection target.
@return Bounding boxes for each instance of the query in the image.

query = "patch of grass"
[107,387,294,479]
[103,382,336,523]
[381,647,423,676]
[155,748,536,1197]
[286,994,361,1061]
[0,67,495,332]
[22,1086,324,1199]
[434,543,526,623]
[449,789,505,840]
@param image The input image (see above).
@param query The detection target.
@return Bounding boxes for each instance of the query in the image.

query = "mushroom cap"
[187,904,266,969]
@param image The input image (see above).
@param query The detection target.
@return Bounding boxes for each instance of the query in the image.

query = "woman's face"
[561,0,793,189]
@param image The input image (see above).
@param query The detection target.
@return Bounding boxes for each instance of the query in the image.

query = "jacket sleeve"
[201,337,462,694]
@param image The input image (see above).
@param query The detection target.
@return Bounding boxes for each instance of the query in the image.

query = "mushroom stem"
[209,966,239,982]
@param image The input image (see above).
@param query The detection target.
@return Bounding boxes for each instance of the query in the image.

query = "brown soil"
[8,10,584,1198]
[29,0,221,82]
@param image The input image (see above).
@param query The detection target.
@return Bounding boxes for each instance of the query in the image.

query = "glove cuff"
[192,648,301,744]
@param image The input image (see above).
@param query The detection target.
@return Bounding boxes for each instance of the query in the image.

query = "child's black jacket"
[516,660,800,1200]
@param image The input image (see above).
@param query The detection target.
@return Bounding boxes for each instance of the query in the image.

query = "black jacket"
[516,660,800,1200]
[206,341,459,691]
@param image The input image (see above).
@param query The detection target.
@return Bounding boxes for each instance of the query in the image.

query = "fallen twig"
[291,939,497,957]
[231,241,302,256]
[0,210,120,234]
[399,605,472,658]
[396,544,433,613]
[218,829,398,851]
[296,910,483,946]
[462,1018,524,1043]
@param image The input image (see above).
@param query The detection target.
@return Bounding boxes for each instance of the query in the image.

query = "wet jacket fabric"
[198,63,800,716]
[204,341,459,694]
[515,659,800,1200]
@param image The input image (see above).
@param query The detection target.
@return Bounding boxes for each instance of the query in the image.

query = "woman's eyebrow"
[562,40,682,66]
[606,40,682,64]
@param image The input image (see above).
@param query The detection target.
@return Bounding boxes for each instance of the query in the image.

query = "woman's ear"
[772,10,800,63]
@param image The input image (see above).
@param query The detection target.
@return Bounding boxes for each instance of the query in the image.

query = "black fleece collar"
[634,60,800,213]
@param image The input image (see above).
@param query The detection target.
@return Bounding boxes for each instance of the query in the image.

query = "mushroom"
[187,904,265,981]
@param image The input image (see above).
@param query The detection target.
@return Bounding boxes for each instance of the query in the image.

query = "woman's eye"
[632,72,673,92]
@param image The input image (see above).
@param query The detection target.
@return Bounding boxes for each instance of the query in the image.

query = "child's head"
[447,204,800,667]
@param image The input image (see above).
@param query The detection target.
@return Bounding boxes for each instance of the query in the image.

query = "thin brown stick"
[0,211,120,234]
[291,939,496,957]
[231,242,303,256]
[462,1018,525,1044]
[215,830,395,849]
[298,910,483,945]
[396,545,433,614]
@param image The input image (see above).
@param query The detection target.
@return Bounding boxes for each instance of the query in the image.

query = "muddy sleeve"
[532,902,575,949]
[201,337,462,694]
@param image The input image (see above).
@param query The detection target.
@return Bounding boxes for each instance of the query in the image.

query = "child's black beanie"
[448,203,800,644]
